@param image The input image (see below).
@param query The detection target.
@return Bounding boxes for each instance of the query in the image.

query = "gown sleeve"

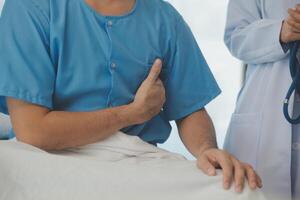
[0,0,55,114]
[163,15,221,121]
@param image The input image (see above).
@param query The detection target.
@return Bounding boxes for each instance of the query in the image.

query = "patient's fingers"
[146,59,162,83]
[256,173,263,188]
[245,165,257,189]
[197,155,216,176]
[244,164,262,190]
[196,150,261,193]
[231,157,245,193]
[216,153,234,190]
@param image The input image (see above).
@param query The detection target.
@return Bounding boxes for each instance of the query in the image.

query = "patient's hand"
[197,148,263,193]
[130,59,166,124]
[281,4,300,43]
[177,110,262,193]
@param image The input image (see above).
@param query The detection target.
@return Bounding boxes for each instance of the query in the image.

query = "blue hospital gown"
[0,0,221,144]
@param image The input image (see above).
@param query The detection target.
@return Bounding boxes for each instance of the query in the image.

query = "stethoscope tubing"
[283,41,300,124]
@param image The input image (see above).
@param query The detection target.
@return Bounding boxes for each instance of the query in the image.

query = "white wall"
[160,0,242,159]
[0,0,4,16]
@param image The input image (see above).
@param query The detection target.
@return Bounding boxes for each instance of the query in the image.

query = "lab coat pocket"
[224,113,263,168]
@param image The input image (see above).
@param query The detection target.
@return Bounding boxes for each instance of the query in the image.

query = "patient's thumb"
[147,59,162,83]
[197,157,216,176]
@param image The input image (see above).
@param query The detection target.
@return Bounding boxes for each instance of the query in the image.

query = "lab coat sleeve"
[224,0,288,64]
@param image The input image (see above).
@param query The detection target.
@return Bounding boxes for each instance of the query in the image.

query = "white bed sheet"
[0,132,266,200]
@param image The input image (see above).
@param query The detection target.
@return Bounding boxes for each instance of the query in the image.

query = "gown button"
[107,20,113,27]
[111,63,117,69]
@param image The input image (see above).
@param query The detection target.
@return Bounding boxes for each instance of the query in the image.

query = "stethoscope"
[283,41,300,124]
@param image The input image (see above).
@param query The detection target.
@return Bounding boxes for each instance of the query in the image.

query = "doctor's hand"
[130,59,166,124]
[197,148,263,193]
[281,5,300,43]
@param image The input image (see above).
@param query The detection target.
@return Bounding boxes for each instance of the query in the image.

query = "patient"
[0,0,261,193]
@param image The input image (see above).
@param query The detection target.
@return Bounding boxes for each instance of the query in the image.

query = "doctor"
[224,0,300,199]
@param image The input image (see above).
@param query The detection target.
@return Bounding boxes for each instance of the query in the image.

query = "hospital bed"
[0,117,266,200]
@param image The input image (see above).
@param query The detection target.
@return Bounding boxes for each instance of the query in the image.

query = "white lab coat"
[223,0,297,199]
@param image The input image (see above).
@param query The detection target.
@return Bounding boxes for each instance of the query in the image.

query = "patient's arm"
[176,109,217,158]
[7,60,165,151]
[176,109,262,192]
[7,99,135,151]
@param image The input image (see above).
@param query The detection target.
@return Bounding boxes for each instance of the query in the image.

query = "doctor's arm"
[6,60,165,151]
[225,0,288,64]
[176,109,262,192]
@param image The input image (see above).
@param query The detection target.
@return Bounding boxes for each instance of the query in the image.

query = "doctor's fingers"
[288,8,300,23]
[287,13,300,32]
[294,4,300,13]
[282,22,300,42]
[286,19,300,33]
[287,31,300,42]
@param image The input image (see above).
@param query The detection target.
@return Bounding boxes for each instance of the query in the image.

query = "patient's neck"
[84,0,136,16]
